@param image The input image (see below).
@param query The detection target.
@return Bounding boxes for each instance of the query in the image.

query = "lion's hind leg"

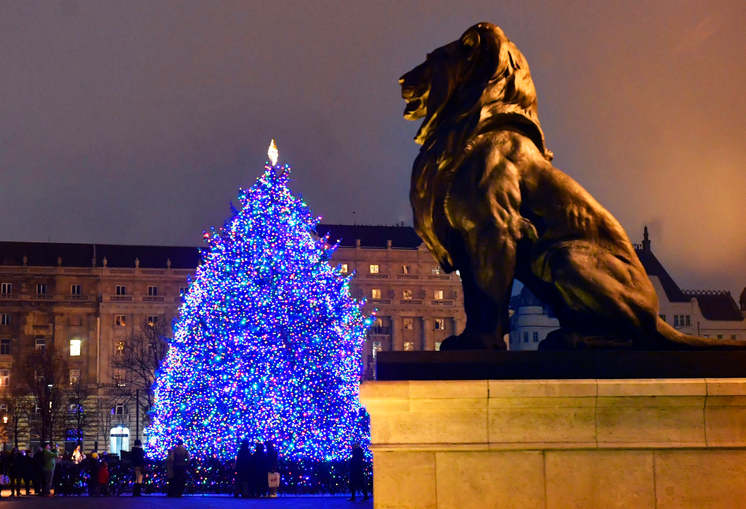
[534,240,659,344]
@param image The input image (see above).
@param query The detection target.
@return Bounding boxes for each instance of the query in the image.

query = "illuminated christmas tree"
[146,141,371,462]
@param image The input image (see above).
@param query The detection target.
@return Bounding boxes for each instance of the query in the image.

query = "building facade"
[0,224,464,452]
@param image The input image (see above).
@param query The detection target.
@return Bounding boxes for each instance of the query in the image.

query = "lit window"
[69,339,81,357]
[0,339,10,355]
[147,316,159,327]
[401,264,410,275]
[36,283,47,296]
[35,338,46,351]
[434,341,442,351]
[115,315,127,327]
[369,264,380,274]
[434,318,446,330]
[402,289,412,300]
[403,318,414,330]
[371,288,381,300]
[1,313,10,325]
[431,266,441,275]
[116,341,126,354]
[373,318,383,328]
[147,286,158,296]
[0,369,9,386]
[434,289,444,300]
[115,285,127,296]
[0,283,12,296]
[403,341,415,351]
[372,341,383,359]
[113,369,126,387]
[340,264,349,274]
[71,284,81,296]
[69,369,80,385]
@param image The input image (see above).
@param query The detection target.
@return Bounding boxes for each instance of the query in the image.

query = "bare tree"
[21,344,68,444]
[112,319,170,434]
[65,378,91,446]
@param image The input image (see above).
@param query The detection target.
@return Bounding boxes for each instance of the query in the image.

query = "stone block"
[410,380,488,399]
[435,451,545,509]
[596,395,705,447]
[705,395,746,447]
[597,379,706,396]
[489,396,596,445]
[373,451,437,509]
[654,449,746,508]
[489,379,597,398]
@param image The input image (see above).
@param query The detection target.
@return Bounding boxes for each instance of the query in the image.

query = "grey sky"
[0,0,744,293]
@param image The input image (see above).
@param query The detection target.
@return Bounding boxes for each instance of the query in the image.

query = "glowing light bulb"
[268,139,279,166]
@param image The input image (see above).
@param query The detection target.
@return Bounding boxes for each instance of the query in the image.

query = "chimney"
[642,226,651,252]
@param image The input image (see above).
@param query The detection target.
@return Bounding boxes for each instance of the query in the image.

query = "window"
[1,313,10,325]
[372,318,384,333]
[70,284,81,296]
[685,315,691,327]
[533,332,539,342]
[403,341,415,351]
[113,369,126,386]
[0,339,10,355]
[431,266,441,275]
[372,341,383,359]
[674,315,679,327]
[69,339,81,357]
[69,369,80,385]
[717,334,723,339]
[147,286,158,296]
[1,283,13,296]
[35,338,46,351]
[523,332,529,343]
[114,403,125,415]
[115,340,126,355]
[402,289,413,300]
[179,287,188,295]
[36,283,47,296]
[403,318,414,330]
[659,314,666,322]
[0,369,8,386]
[434,341,442,351]
[371,288,381,300]
[115,315,127,327]
[401,264,410,275]
[147,316,159,327]
[369,264,380,274]
[434,289,444,300]
[0,403,7,413]
[340,264,349,274]
[115,285,127,296]
[434,318,446,330]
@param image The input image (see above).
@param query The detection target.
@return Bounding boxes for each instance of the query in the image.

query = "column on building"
[422,317,432,350]
[389,315,401,351]
[453,316,464,337]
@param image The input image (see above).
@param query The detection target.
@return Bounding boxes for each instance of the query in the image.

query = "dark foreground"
[0,494,372,508]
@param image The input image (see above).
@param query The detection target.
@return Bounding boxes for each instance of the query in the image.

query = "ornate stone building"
[0,224,463,452]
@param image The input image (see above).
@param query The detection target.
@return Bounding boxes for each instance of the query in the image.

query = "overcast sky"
[1,0,744,294]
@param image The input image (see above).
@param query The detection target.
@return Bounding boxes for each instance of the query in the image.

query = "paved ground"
[0,495,373,508]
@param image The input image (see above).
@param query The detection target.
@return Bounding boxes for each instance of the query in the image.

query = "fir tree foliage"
[146,160,371,462]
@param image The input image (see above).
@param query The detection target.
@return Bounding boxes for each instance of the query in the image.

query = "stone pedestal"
[360,378,746,509]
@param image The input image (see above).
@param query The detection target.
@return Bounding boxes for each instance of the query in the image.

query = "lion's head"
[400,22,551,159]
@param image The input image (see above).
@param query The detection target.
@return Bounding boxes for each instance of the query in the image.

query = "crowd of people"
[0,439,370,499]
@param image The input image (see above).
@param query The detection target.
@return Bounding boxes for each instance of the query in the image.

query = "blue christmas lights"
[146,161,372,462]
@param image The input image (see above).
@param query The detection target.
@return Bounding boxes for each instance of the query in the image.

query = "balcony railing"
[431,300,454,306]
[110,295,133,302]
[143,296,164,302]
[401,299,423,305]
[396,274,420,280]
[367,274,390,279]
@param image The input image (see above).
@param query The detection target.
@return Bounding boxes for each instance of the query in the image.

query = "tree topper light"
[268,139,279,166]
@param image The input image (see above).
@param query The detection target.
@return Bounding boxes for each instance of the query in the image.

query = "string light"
[146,156,372,463]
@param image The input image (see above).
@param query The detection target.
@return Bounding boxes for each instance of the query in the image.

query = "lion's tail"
[656,318,745,349]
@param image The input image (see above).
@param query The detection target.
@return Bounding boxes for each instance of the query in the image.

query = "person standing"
[166,439,189,497]
[9,449,26,497]
[86,452,100,496]
[348,444,369,502]
[265,441,280,498]
[235,440,252,498]
[71,443,85,465]
[131,439,145,496]
[41,442,58,497]
[252,443,267,498]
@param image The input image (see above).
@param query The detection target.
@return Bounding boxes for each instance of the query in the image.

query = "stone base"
[360,378,746,508]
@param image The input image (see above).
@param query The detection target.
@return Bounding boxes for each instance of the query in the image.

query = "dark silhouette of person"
[235,440,252,497]
[130,439,145,496]
[348,444,369,501]
[166,439,190,497]
[265,441,280,497]
[252,443,267,497]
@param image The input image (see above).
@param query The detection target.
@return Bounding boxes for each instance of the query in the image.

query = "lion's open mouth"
[403,97,425,119]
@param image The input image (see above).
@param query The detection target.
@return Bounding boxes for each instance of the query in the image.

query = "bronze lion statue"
[400,22,739,350]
